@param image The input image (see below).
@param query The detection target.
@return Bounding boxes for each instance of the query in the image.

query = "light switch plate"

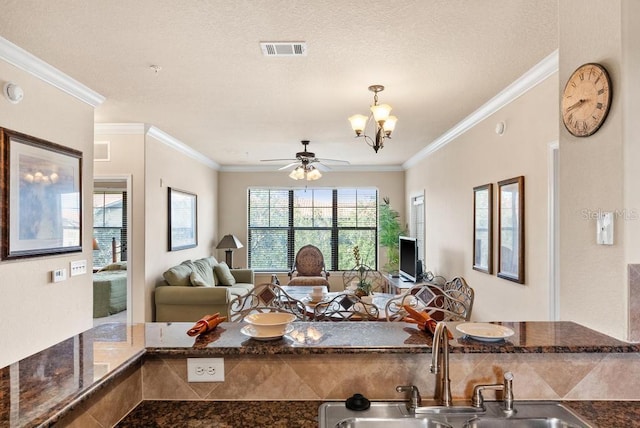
[597,211,614,245]
[52,268,67,283]
[70,260,87,276]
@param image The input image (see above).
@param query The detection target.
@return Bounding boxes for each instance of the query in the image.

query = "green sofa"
[154,256,254,322]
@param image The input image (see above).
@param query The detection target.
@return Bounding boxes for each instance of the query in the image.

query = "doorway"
[93,176,132,326]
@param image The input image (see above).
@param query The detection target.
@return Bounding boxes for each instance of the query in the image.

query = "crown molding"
[220,164,404,173]
[403,49,559,169]
[146,126,220,170]
[0,36,105,107]
[94,123,146,135]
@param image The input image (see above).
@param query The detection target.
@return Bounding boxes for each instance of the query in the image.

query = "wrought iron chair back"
[228,283,308,322]
[342,264,386,294]
[385,283,471,322]
[313,293,379,321]
[442,277,474,320]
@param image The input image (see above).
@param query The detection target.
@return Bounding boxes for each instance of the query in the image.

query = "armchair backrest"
[291,245,327,277]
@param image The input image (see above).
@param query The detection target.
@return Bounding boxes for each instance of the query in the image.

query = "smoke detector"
[260,42,307,57]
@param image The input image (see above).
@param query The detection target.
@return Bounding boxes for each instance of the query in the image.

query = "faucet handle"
[396,385,421,410]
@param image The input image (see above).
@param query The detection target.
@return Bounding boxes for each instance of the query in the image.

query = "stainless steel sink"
[336,417,452,428]
[463,417,585,428]
[319,401,593,428]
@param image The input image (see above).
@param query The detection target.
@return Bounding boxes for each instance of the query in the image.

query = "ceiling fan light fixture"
[306,166,322,181]
[348,85,397,153]
[289,166,305,180]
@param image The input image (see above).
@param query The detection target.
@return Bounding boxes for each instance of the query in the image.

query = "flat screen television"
[398,236,420,282]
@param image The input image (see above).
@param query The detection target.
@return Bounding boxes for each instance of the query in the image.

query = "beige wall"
[93,132,146,323]
[0,61,95,367]
[144,136,219,321]
[559,1,627,338]
[405,76,559,322]
[218,170,405,271]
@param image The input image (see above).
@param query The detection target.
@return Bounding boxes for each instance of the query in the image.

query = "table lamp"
[216,234,243,267]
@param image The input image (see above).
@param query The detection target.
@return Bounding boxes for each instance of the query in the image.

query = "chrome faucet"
[429,322,452,406]
[472,371,515,413]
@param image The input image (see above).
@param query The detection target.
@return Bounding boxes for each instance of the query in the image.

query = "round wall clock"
[561,63,612,137]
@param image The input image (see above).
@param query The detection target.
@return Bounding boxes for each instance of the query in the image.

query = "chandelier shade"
[348,85,397,152]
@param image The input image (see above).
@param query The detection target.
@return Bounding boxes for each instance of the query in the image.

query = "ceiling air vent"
[260,42,307,57]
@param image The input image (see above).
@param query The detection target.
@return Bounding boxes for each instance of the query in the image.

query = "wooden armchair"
[287,244,330,286]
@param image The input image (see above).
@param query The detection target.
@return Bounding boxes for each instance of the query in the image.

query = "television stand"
[387,274,428,294]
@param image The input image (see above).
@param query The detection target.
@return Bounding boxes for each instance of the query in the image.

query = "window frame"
[247,187,378,272]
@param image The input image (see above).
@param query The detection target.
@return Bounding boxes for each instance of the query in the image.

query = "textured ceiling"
[0,0,558,167]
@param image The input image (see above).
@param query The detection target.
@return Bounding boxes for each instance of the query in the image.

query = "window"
[93,191,127,268]
[248,188,378,271]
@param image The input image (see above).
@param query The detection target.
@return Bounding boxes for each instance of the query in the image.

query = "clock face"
[561,63,612,137]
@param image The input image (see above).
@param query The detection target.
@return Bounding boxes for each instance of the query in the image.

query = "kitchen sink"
[462,417,584,428]
[319,401,593,428]
[336,417,452,428]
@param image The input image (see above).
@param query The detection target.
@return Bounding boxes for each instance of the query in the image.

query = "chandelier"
[348,85,397,153]
[289,161,322,181]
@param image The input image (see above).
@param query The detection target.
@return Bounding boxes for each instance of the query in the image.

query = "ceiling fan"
[261,140,350,179]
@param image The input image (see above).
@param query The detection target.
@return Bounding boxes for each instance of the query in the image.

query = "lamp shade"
[92,238,100,250]
[370,103,392,123]
[216,234,244,250]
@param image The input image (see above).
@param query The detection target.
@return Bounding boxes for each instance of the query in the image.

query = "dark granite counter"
[115,399,640,428]
[2,320,638,427]
[145,320,640,355]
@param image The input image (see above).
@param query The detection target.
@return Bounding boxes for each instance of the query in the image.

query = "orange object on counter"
[186,313,227,336]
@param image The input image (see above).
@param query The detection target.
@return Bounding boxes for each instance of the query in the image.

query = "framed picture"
[0,128,82,260]
[168,187,197,251]
[473,183,493,274]
[497,176,525,283]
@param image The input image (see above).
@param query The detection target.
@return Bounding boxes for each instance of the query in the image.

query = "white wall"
[559,1,627,339]
[144,135,218,321]
[0,61,95,367]
[404,75,559,322]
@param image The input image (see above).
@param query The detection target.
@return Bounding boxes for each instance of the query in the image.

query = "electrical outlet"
[187,358,224,382]
[52,268,67,283]
[70,260,87,276]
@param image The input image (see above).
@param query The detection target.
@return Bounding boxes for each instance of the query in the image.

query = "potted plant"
[379,196,406,275]
[352,246,372,298]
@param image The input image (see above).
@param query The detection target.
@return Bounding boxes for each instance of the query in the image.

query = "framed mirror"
[473,183,493,274]
[497,176,524,283]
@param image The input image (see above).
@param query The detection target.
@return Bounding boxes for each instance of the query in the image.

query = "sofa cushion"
[214,262,236,285]
[163,260,195,286]
[190,258,216,287]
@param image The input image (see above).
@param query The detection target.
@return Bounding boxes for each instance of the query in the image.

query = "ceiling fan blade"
[315,163,331,172]
[278,162,300,170]
[316,158,350,165]
[260,158,298,162]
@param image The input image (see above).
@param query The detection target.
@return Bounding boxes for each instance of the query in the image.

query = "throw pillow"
[190,258,216,287]
[214,262,236,286]
[163,260,195,286]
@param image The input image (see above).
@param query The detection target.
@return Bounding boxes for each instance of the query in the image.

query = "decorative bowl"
[243,312,297,337]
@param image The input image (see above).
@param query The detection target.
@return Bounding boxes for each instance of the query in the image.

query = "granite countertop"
[145,320,640,355]
[2,320,639,427]
[115,399,640,428]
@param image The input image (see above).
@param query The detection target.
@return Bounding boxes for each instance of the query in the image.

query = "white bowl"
[243,312,297,337]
